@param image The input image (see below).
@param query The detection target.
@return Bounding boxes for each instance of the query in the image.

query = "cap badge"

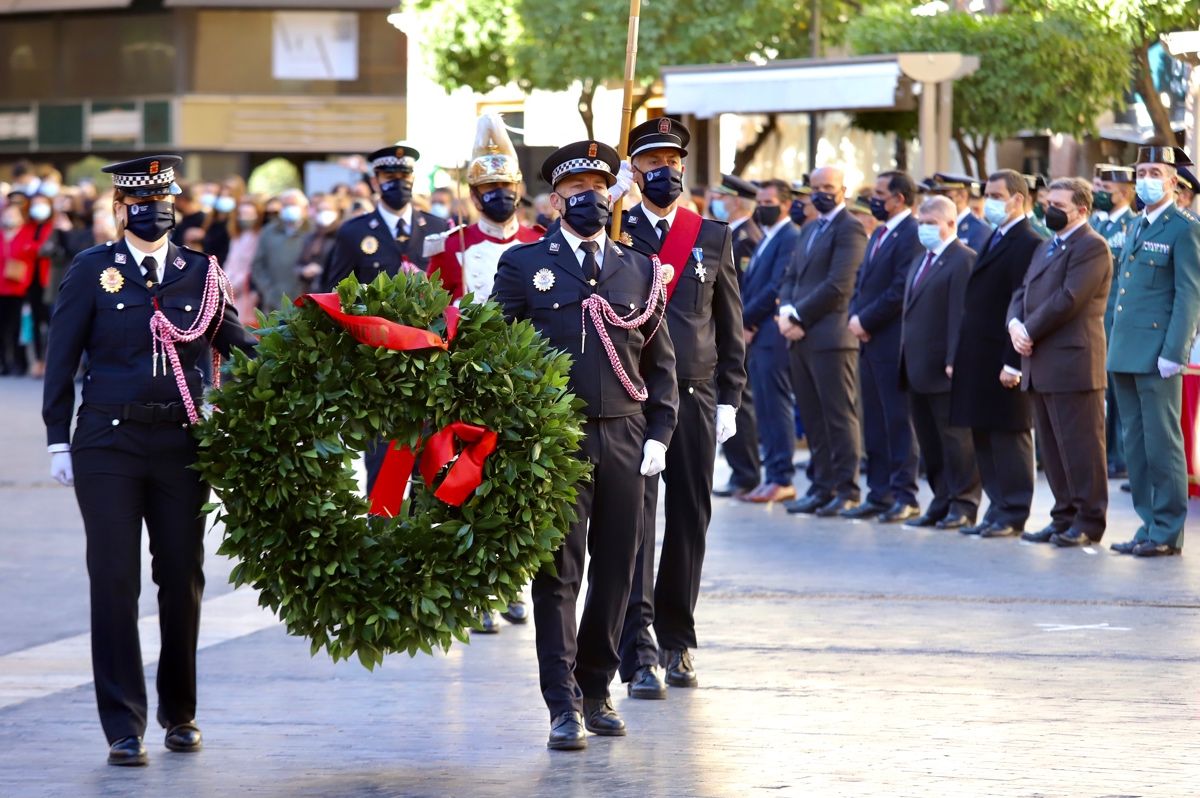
[361,235,379,255]
[149,160,160,175]
[533,268,555,292]
[100,267,124,294]
[658,118,671,134]
[587,143,598,158]
[396,147,406,159]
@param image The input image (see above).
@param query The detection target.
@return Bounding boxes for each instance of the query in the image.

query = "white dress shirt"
[377,203,413,238]
[559,227,608,272]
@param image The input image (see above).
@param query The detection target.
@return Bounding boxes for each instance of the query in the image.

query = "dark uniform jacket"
[779,207,868,351]
[949,217,1041,430]
[621,204,746,407]
[322,207,449,290]
[42,239,256,447]
[494,229,679,446]
[899,239,973,395]
[1008,224,1112,393]
[730,216,763,275]
[958,210,992,254]
[850,212,922,355]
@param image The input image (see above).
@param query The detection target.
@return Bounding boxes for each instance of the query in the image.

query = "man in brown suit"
[1008,177,1112,546]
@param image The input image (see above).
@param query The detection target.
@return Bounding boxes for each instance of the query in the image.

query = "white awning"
[0,0,130,11]
[662,57,914,119]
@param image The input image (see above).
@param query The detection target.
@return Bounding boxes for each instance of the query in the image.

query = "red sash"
[657,207,704,304]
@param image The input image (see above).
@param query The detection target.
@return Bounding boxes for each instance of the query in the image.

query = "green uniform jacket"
[1094,207,1135,335]
[1106,203,1200,374]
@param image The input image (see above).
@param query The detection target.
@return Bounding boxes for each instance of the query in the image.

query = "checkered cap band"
[112,168,175,189]
[371,156,416,171]
[551,158,613,184]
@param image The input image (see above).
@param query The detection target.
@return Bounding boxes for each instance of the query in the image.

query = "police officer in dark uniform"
[612,117,745,700]
[42,155,257,766]
[323,143,450,290]
[494,140,678,751]
[322,143,450,490]
[932,172,992,253]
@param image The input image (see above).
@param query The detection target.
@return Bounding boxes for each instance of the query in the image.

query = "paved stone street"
[2,375,1199,797]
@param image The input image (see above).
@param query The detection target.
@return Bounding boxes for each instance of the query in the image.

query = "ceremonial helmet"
[467,113,523,187]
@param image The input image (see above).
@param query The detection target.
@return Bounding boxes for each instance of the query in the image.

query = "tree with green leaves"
[847,3,1130,176]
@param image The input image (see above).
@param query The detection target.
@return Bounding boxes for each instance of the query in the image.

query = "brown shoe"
[744,483,796,503]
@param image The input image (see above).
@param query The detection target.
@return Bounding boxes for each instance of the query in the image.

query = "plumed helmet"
[467,113,523,187]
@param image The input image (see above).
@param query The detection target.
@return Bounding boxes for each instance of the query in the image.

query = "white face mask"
[316,209,339,228]
[30,203,52,222]
[983,197,1009,226]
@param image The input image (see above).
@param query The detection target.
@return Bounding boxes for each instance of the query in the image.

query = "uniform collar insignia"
[417,216,427,227]
[612,244,623,256]
[369,218,379,229]
[174,256,187,270]
[114,253,127,264]
[548,242,560,253]
[627,216,639,225]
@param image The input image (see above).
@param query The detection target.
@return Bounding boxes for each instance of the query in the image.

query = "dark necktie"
[912,251,935,290]
[142,256,158,288]
[395,219,410,242]
[656,219,670,240]
[986,228,1003,253]
[869,229,885,262]
[580,240,600,285]
[806,217,829,255]
[1046,236,1063,258]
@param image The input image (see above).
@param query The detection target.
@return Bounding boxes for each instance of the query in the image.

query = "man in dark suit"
[950,169,1039,538]
[900,195,981,529]
[776,165,868,516]
[932,173,992,254]
[738,179,801,503]
[845,170,922,521]
[323,143,450,290]
[1008,177,1112,547]
[711,173,762,498]
[494,140,678,749]
[615,118,745,698]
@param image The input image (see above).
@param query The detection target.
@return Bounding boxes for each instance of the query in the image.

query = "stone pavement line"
[0,587,278,710]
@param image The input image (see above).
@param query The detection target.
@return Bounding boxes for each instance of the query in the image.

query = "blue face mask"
[918,223,943,251]
[279,205,304,225]
[1136,177,1165,206]
[214,196,236,214]
[983,197,1009,227]
[429,202,451,219]
[709,198,728,221]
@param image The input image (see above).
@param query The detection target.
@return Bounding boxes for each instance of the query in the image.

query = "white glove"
[640,439,667,477]
[715,404,737,444]
[1158,357,1183,379]
[608,160,635,204]
[50,452,74,487]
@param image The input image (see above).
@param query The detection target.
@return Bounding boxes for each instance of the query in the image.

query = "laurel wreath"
[194,272,589,668]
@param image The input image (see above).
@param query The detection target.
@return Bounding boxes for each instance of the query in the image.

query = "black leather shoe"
[879,503,919,523]
[785,494,830,515]
[661,648,698,688]
[935,513,970,530]
[713,481,756,498]
[839,500,889,520]
[1133,541,1181,557]
[164,722,202,753]
[547,712,587,750]
[1107,464,1128,479]
[959,520,989,535]
[1110,538,1141,555]
[979,522,1020,539]
[500,601,528,624]
[627,665,667,700]
[1020,524,1067,543]
[815,496,855,518]
[904,512,943,528]
[1051,528,1097,547]
[582,698,626,736]
[108,736,148,766]
[474,611,500,633]
[1120,482,1132,493]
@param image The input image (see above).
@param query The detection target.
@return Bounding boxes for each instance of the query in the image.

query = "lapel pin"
[369,218,379,229]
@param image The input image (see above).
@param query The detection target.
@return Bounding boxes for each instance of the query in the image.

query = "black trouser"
[909,391,980,520]
[0,295,26,373]
[721,358,760,490]
[972,427,1034,528]
[533,415,645,718]
[71,408,208,744]
[1032,389,1108,539]
[25,277,47,361]
[788,343,861,501]
[859,346,919,507]
[619,380,716,681]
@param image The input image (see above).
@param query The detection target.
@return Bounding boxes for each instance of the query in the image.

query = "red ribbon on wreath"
[297,292,492,516]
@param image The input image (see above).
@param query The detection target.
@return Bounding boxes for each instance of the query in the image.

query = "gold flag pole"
[609,0,642,242]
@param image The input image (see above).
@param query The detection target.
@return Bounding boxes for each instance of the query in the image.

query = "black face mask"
[124,199,175,242]
[755,205,782,228]
[561,189,610,238]
[640,166,684,208]
[868,196,890,221]
[811,191,839,214]
[479,188,517,223]
[1093,190,1113,213]
[379,178,413,211]
[788,200,807,226]
[1044,205,1069,232]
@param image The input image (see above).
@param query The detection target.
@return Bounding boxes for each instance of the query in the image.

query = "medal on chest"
[99,267,124,293]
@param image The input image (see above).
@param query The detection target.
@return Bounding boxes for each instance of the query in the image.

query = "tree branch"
[732,114,779,176]
[1134,41,1173,146]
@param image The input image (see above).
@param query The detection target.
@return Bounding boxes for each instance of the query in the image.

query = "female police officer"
[42,155,256,766]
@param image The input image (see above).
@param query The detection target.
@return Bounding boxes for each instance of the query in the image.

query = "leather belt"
[85,402,189,424]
